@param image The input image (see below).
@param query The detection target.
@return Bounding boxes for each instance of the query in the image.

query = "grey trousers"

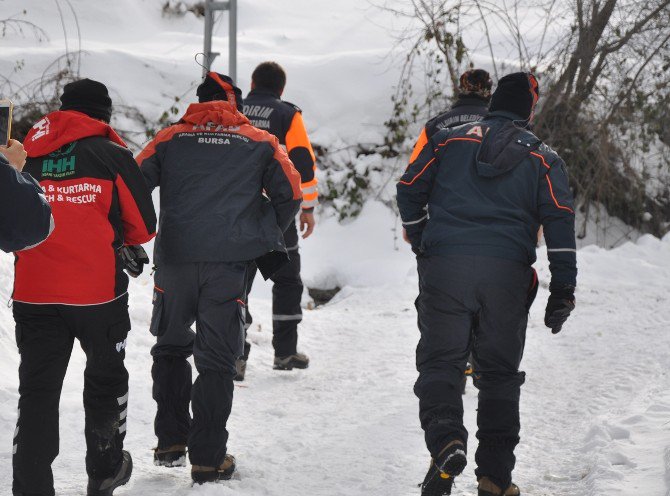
[150,262,248,466]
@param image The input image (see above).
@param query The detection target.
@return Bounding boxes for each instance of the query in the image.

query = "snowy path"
[1,233,669,495]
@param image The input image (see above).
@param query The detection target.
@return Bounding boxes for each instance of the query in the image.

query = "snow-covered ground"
[1,203,669,496]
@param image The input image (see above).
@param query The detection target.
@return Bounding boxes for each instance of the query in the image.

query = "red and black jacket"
[137,100,302,276]
[243,89,318,210]
[16,111,157,305]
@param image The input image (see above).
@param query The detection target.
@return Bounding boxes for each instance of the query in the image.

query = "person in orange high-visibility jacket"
[239,61,318,377]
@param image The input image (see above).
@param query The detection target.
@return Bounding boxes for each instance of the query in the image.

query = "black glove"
[118,245,150,278]
[544,283,576,334]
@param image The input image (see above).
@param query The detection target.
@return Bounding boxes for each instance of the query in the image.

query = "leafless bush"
[377,0,670,237]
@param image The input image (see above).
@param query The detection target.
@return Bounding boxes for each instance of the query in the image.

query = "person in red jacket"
[12,79,156,496]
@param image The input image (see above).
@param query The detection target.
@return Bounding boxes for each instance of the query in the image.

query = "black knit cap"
[489,72,540,121]
[196,72,243,111]
[59,78,113,123]
[459,69,493,100]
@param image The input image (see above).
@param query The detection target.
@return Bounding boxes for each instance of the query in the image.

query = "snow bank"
[0,0,401,147]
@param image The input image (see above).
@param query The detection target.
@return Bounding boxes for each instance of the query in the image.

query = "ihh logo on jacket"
[42,143,77,178]
[31,117,51,141]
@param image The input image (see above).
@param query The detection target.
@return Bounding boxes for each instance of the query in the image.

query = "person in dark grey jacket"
[137,72,302,484]
[408,69,492,164]
[0,139,53,252]
[397,73,577,496]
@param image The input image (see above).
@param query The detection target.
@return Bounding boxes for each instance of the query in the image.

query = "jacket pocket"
[149,287,165,337]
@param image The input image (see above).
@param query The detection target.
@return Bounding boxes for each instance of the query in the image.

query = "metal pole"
[229,0,237,83]
[203,0,214,77]
[202,0,236,80]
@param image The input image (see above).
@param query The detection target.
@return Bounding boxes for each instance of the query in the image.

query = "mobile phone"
[0,99,14,147]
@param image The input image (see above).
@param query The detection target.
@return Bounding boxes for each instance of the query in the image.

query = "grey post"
[202,0,237,83]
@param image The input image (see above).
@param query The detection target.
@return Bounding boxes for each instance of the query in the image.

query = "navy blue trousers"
[415,255,536,488]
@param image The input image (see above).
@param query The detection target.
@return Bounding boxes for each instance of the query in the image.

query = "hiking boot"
[420,440,467,495]
[87,450,133,496]
[478,477,520,496]
[154,444,187,467]
[191,454,236,484]
[273,352,309,371]
[234,358,247,381]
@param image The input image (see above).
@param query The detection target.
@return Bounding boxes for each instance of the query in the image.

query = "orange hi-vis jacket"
[243,89,318,210]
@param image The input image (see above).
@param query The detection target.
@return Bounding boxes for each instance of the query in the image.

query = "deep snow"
[0,203,669,495]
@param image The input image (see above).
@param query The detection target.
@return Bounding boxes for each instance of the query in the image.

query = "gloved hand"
[545,283,576,334]
[118,245,150,278]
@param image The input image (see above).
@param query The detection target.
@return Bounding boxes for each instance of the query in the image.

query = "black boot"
[421,440,467,495]
[87,450,133,496]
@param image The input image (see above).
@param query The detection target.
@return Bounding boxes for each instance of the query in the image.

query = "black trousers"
[150,262,247,467]
[415,255,536,489]
[12,296,130,496]
[244,222,303,358]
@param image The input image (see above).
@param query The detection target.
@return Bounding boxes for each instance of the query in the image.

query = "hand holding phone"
[0,139,28,172]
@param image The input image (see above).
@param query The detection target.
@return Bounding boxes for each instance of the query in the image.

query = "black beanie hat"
[459,69,493,100]
[197,72,243,111]
[60,78,113,123]
[489,72,540,121]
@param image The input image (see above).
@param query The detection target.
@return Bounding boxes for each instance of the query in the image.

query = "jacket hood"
[24,110,126,157]
[476,113,541,178]
[180,101,250,127]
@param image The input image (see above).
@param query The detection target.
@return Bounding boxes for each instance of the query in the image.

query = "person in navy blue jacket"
[0,139,52,253]
[396,73,577,496]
